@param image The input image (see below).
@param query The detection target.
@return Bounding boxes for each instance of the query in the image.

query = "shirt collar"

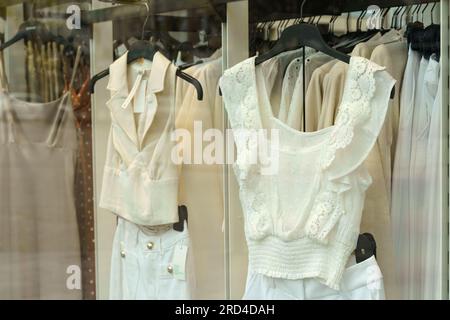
[107,50,171,94]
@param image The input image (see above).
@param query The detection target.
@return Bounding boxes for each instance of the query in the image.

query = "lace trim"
[222,58,261,180]
[305,190,346,244]
[320,57,385,170]
[306,57,384,244]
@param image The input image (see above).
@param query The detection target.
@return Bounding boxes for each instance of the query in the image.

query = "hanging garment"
[109,219,194,300]
[71,73,96,300]
[369,40,408,199]
[422,60,442,299]
[278,57,303,126]
[409,56,439,300]
[220,56,396,290]
[280,52,333,131]
[99,51,180,226]
[0,51,7,90]
[305,59,337,131]
[315,33,386,129]
[316,34,406,299]
[360,39,408,300]
[257,48,313,118]
[243,255,385,300]
[0,56,82,299]
[391,47,421,299]
[316,32,390,130]
[175,57,226,299]
[407,56,430,299]
[317,29,403,130]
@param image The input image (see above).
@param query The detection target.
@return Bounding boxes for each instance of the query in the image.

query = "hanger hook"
[381,7,390,30]
[345,12,350,33]
[357,9,367,32]
[333,14,339,34]
[414,3,422,21]
[391,6,400,29]
[430,2,437,25]
[421,3,429,23]
[399,5,407,27]
[397,6,406,28]
[394,7,403,29]
[141,0,151,40]
[300,0,307,21]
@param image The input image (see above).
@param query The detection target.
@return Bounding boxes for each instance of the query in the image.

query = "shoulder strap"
[220,57,261,131]
[220,57,263,180]
[68,46,82,91]
[0,51,9,91]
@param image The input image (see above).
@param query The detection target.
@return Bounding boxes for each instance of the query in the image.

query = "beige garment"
[317,40,378,130]
[317,61,348,129]
[359,41,407,300]
[0,90,81,300]
[304,59,337,131]
[176,58,226,299]
[0,51,7,90]
[317,30,402,129]
[310,35,405,299]
[370,40,408,196]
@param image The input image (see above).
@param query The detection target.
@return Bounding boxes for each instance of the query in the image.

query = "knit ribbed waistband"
[247,235,355,290]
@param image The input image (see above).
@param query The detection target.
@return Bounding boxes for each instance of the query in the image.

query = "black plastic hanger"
[89,40,203,100]
[255,23,351,65]
[0,19,54,51]
[355,233,377,263]
[89,1,203,100]
[334,9,374,52]
[173,205,188,232]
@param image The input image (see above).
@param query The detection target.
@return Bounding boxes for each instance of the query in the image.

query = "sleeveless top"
[220,56,396,290]
[99,52,180,226]
[0,50,81,299]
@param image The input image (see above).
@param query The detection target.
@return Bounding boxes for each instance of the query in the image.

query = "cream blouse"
[99,52,180,226]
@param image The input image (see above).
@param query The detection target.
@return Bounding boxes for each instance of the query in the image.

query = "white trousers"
[110,218,194,300]
[243,256,385,300]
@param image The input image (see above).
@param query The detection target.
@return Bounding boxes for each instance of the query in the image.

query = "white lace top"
[220,56,396,289]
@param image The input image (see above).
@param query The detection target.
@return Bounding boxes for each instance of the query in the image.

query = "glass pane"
[225,0,447,301]
[0,1,94,299]
[90,1,226,300]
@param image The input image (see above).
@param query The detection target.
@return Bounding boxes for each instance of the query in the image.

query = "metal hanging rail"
[337,0,440,14]
[81,0,243,24]
[249,0,441,23]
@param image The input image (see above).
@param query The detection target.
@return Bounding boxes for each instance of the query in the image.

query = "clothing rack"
[82,0,240,24]
[0,3,224,37]
[2,0,439,25]
[1,0,90,7]
[97,14,222,33]
[249,0,440,23]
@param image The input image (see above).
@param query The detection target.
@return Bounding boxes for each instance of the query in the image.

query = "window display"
[0,0,448,302]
